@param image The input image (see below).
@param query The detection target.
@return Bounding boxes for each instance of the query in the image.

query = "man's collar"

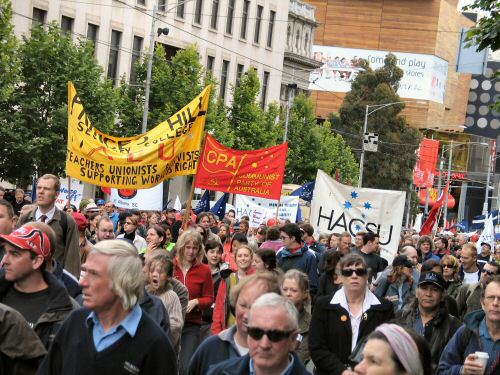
[86,304,142,337]
[35,206,56,221]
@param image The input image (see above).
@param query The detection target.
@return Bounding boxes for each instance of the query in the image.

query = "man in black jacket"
[395,271,462,368]
[0,226,75,350]
[37,239,176,375]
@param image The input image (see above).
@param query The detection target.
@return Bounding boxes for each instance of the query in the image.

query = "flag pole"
[67,177,71,211]
[183,136,207,229]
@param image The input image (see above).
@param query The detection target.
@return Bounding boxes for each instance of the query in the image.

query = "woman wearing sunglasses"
[310,254,394,375]
[440,255,462,299]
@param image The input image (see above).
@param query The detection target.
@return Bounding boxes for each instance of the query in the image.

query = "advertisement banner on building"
[110,183,163,210]
[310,170,405,262]
[234,195,299,224]
[309,46,448,104]
[66,81,210,189]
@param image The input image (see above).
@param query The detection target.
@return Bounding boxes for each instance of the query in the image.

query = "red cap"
[72,212,88,232]
[0,226,51,259]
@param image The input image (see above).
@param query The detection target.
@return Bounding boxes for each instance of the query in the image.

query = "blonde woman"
[440,255,462,299]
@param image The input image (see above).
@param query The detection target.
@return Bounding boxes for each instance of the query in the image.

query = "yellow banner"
[66,81,210,189]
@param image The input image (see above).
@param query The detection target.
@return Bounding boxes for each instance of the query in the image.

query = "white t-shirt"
[234,336,249,356]
[463,270,479,285]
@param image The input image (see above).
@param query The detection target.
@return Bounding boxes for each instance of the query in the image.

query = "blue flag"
[290,181,315,202]
[31,177,37,203]
[472,210,499,230]
[211,193,229,220]
[194,190,210,215]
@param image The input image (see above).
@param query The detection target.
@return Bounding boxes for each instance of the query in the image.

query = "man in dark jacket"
[437,275,500,375]
[207,293,310,375]
[0,226,75,349]
[395,271,462,368]
[277,223,318,295]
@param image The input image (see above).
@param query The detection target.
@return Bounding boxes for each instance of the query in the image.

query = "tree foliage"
[285,93,358,184]
[463,0,499,52]
[331,54,421,191]
[0,0,17,102]
[0,23,115,185]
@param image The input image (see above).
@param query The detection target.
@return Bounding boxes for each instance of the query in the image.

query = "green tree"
[0,23,115,185]
[463,0,499,52]
[285,93,358,184]
[331,54,421,191]
[228,68,281,149]
[0,0,18,102]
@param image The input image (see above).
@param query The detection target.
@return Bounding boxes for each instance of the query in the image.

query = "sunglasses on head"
[481,269,496,276]
[341,268,368,277]
[247,327,293,342]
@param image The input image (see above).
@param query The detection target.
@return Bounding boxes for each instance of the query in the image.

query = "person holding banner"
[173,230,214,375]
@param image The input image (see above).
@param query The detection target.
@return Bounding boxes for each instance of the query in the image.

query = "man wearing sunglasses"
[456,261,500,319]
[207,293,310,375]
[309,254,393,375]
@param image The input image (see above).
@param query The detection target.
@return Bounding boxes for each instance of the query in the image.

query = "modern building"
[305,0,474,130]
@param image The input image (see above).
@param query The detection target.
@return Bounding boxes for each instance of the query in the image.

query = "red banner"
[420,182,449,235]
[194,134,288,200]
[414,138,440,188]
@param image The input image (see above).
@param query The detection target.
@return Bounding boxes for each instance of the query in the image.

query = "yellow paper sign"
[66,81,210,189]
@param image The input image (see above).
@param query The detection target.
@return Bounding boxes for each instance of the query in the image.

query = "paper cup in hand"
[475,352,489,372]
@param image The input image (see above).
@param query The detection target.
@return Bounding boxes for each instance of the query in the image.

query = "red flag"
[420,182,449,235]
[414,139,439,188]
[194,134,288,200]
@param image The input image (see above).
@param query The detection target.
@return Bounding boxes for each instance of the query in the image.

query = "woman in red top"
[174,230,214,375]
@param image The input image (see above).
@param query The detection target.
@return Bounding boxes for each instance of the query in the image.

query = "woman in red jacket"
[174,230,214,375]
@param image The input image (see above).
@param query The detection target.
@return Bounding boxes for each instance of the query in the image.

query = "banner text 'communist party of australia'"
[66,82,210,189]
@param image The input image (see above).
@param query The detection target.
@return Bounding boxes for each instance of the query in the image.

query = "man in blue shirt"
[37,240,176,375]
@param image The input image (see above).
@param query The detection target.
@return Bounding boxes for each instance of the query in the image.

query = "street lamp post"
[482,140,492,216]
[358,100,424,188]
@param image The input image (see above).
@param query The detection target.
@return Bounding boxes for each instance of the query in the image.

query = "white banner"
[310,170,406,262]
[309,45,448,104]
[235,195,299,225]
[110,183,163,210]
[55,178,84,210]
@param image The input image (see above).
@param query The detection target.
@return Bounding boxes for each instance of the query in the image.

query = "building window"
[61,16,74,36]
[236,64,244,87]
[158,0,166,12]
[253,5,263,44]
[240,0,250,39]
[194,0,203,24]
[287,24,291,47]
[295,29,300,50]
[137,0,146,5]
[225,0,235,34]
[304,32,309,52]
[32,8,46,27]
[261,71,269,108]
[107,30,122,85]
[176,0,185,18]
[206,55,215,74]
[267,10,275,48]
[220,60,230,99]
[210,0,219,30]
[87,23,99,53]
[130,36,143,83]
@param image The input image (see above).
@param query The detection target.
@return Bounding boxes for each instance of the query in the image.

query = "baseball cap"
[97,199,105,206]
[86,202,99,212]
[0,226,51,259]
[481,242,491,248]
[167,207,176,212]
[71,212,88,232]
[392,255,413,268]
[417,271,445,290]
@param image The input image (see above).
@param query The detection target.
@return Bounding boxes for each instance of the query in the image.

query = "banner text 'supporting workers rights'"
[66,81,210,189]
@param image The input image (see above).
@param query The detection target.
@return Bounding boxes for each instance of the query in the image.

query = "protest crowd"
[0,174,499,375]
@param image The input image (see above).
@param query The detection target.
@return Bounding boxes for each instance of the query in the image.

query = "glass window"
[267,10,275,48]
[107,30,122,85]
[137,0,146,5]
[158,0,166,12]
[194,0,203,24]
[206,55,215,74]
[261,71,269,108]
[225,0,235,34]
[240,0,250,39]
[220,60,230,100]
[61,16,74,36]
[253,5,263,44]
[87,23,99,54]
[32,8,46,27]
[236,64,244,87]
[130,36,143,83]
[210,0,219,30]
[176,0,185,18]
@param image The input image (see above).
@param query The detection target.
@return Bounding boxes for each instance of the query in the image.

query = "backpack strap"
[457,327,474,360]
[59,209,68,246]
